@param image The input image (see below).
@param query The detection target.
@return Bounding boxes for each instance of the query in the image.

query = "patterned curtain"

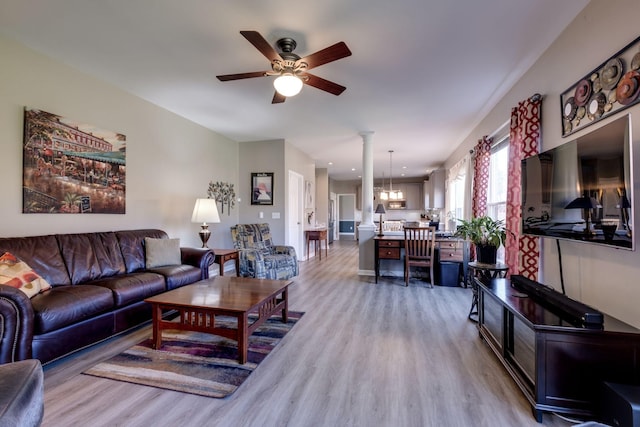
[469,136,492,261]
[471,136,492,218]
[505,95,542,279]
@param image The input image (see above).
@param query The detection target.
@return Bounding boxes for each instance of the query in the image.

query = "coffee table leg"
[238,314,248,364]
[151,303,162,349]
[282,287,288,323]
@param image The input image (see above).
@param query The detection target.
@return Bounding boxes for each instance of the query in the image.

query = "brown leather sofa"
[0,229,213,365]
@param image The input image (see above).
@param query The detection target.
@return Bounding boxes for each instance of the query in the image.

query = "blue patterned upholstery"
[230,224,298,280]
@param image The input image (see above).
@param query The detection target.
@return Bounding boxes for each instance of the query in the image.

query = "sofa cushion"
[0,252,52,298]
[144,237,180,268]
[116,230,168,273]
[93,232,127,277]
[56,234,102,285]
[0,235,71,286]
[89,272,166,307]
[30,285,114,334]
[148,265,202,290]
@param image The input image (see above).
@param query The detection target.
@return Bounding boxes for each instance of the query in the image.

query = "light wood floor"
[42,240,578,427]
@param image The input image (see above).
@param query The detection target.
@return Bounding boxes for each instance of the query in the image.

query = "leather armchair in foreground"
[0,359,44,427]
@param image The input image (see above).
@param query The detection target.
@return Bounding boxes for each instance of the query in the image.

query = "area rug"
[83,311,304,398]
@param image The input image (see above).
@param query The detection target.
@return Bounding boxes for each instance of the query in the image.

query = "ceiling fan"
[216,31,352,104]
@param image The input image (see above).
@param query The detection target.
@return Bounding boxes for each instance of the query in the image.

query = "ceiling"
[0,0,589,181]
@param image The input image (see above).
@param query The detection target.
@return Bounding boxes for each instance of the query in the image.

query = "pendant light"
[380,172,389,200]
[387,150,403,200]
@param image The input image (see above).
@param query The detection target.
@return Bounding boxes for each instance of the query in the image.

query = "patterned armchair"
[230,223,298,280]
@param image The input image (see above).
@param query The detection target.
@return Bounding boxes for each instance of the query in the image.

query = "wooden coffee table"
[144,276,291,364]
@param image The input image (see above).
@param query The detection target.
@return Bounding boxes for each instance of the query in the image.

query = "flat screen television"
[521,114,633,250]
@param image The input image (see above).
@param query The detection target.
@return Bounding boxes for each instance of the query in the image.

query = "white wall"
[444,0,640,327]
[0,34,239,249]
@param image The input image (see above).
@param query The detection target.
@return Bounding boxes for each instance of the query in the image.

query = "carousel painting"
[23,108,126,214]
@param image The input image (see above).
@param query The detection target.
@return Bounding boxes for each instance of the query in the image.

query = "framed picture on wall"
[251,172,273,205]
[304,180,314,209]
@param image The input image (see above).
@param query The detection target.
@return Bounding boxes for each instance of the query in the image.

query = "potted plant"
[454,215,510,264]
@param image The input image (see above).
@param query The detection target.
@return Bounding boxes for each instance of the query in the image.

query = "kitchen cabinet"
[425,169,445,209]
[403,183,422,210]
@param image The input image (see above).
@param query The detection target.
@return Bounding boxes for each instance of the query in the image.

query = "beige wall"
[0,34,239,249]
[444,0,640,327]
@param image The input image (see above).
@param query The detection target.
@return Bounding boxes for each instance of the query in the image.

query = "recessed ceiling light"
[402,166,407,169]
[351,168,356,171]
[328,162,333,165]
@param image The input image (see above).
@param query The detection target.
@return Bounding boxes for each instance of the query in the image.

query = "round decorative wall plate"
[601,57,624,90]
[563,97,578,120]
[574,79,592,106]
[616,71,640,105]
[631,51,640,71]
[587,92,606,120]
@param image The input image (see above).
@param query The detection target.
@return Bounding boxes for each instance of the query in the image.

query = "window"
[446,156,469,229]
[487,137,509,261]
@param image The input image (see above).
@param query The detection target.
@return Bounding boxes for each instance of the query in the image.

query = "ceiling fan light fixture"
[273,73,303,97]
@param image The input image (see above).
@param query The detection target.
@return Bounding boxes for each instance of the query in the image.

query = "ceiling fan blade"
[303,73,346,96]
[240,30,282,63]
[216,71,268,81]
[298,42,352,70]
[272,91,286,104]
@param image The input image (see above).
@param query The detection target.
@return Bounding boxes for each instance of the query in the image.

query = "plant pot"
[476,244,497,264]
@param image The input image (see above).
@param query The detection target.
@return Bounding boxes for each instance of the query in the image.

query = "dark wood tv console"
[477,276,640,422]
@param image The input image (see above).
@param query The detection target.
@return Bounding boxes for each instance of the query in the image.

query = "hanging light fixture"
[273,72,303,97]
[387,150,403,200]
[379,172,389,200]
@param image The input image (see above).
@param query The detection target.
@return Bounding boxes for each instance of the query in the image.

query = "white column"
[360,131,375,226]
[358,131,376,277]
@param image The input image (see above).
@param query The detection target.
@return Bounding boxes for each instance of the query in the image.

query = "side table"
[467,261,508,321]
[305,228,328,260]
[212,249,239,276]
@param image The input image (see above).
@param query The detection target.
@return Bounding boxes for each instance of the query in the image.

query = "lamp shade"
[191,198,220,224]
[565,196,598,210]
[375,203,386,214]
[273,74,303,97]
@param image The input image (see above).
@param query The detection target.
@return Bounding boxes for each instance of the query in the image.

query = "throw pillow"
[0,252,52,298]
[145,237,181,268]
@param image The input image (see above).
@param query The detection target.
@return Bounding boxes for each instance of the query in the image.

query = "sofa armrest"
[0,285,35,364]
[180,247,215,280]
[272,245,297,259]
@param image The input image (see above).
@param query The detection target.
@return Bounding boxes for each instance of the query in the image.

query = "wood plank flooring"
[41,240,579,427]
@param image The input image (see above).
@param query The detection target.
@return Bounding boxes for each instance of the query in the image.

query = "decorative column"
[358,131,376,276]
[360,131,375,226]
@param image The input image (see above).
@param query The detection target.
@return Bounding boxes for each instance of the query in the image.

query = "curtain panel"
[505,95,542,279]
[471,136,492,218]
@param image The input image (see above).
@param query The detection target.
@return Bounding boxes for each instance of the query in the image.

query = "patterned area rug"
[83,311,304,398]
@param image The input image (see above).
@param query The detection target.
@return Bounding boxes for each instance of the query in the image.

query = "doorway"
[337,194,356,240]
[286,170,305,258]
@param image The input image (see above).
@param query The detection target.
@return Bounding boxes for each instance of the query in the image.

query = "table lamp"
[375,203,386,236]
[191,198,220,247]
[565,195,598,237]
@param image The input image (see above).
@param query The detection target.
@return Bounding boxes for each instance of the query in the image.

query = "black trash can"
[438,262,461,287]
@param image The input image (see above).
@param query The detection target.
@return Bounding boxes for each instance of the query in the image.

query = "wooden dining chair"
[403,226,436,287]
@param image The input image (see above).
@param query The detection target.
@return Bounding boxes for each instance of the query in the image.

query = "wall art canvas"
[23,108,126,214]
